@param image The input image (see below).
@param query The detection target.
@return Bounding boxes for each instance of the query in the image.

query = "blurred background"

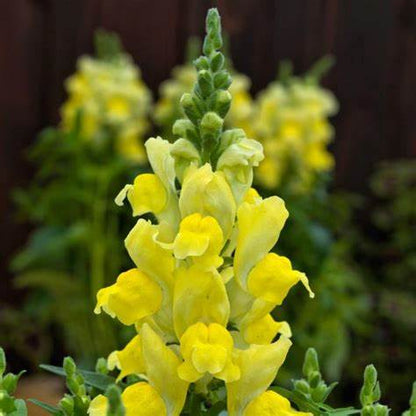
[0,0,415,414]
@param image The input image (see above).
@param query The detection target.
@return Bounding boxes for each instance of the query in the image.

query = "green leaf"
[28,399,62,415]
[271,387,360,416]
[40,364,115,391]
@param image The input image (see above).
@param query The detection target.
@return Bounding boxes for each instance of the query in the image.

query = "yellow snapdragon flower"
[92,8,314,415]
[253,79,338,192]
[94,132,313,413]
[61,51,151,163]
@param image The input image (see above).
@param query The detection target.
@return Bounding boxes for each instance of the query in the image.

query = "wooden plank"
[0,0,45,301]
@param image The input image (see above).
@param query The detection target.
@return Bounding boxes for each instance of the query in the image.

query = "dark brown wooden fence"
[0,0,415,298]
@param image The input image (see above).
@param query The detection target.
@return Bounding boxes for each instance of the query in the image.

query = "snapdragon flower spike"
[93,7,314,416]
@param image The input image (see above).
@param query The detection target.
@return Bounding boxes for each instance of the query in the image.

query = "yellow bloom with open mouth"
[247,253,314,304]
[178,322,240,383]
[173,213,224,268]
[94,268,162,326]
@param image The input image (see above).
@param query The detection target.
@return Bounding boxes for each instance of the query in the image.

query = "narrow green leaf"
[28,399,62,415]
[40,364,115,391]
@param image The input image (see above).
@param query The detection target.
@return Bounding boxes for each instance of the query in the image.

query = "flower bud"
[210,52,224,72]
[311,383,328,403]
[63,357,77,377]
[194,56,209,71]
[214,90,232,118]
[293,379,310,396]
[95,357,109,375]
[214,70,232,90]
[309,370,322,388]
[197,70,214,98]
[172,119,197,140]
[60,395,74,414]
[200,112,223,136]
[303,348,319,378]
[180,93,201,124]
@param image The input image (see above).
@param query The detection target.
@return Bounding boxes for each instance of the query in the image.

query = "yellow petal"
[234,196,288,289]
[226,336,292,416]
[170,138,201,183]
[173,265,229,338]
[145,137,176,192]
[179,164,236,240]
[88,395,108,416]
[217,133,264,204]
[111,335,145,381]
[140,324,189,416]
[122,382,167,416]
[243,188,261,204]
[243,314,291,345]
[173,213,224,268]
[144,137,180,228]
[95,269,162,326]
[192,344,228,374]
[247,253,314,305]
[178,323,239,383]
[127,174,167,216]
[244,390,312,416]
[125,219,174,289]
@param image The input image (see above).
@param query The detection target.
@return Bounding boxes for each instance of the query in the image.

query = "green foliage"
[0,348,27,415]
[31,356,117,415]
[347,160,416,412]
[277,55,335,86]
[272,348,398,416]
[9,123,134,363]
[2,29,149,364]
[13,346,411,415]
[275,185,369,382]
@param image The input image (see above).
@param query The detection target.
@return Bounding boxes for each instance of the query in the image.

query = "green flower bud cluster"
[0,347,27,415]
[173,8,233,164]
[58,357,91,415]
[360,365,389,416]
[292,348,337,404]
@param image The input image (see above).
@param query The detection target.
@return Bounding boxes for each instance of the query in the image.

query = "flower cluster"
[61,32,152,163]
[253,77,338,192]
[91,9,313,415]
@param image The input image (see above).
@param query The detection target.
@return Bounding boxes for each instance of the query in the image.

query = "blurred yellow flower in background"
[253,79,338,192]
[61,51,152,163]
